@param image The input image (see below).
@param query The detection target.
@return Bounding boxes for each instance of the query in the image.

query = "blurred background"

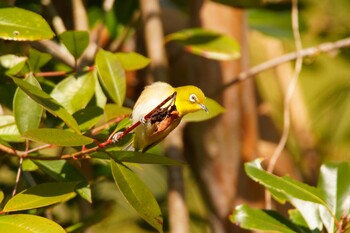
[1,0,350,232]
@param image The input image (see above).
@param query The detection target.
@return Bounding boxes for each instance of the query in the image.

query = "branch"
[265,0,303,209]
[1,93,176,161]
[211,36,350,97]
[41,0,66,34]
[31,40,75,68]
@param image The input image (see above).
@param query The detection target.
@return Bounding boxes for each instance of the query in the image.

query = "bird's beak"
[199,103,208,112]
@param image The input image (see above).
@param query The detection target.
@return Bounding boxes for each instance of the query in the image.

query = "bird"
[131,82,208,152]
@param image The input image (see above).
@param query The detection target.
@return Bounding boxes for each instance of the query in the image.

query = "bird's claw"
[111,132,123,143]
[140,116,148,125]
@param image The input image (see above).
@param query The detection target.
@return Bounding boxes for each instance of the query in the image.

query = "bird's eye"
[189,94,197,103]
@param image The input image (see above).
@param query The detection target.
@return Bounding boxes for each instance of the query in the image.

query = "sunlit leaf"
[5,59,27,76]
[318,162,350,233]
[0,54,27,69]
[22,159,38,172]
[50,73,95,114]
[2,182,77,212]
[0,214,65,233]
[288,198,323,231]
[230,204,299,233]
[183,97,225,122]
[92,151,185,166]
[245,159,329,206]
[34,160,91,203]
[12,77,80,134]
[165,28,240,60]
[115,52,150,71]
[0,115,23,142]
[0,7,55,41]
[95,49,126,106]
[27,48,52,72]
[13,74,43,134]
[23,128,93,146]
[111,160,163,233]
[59,30,89,60]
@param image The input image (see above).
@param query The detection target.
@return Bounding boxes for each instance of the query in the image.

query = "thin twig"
[12,140,29,196]
[211,37,350,97]
[72,0,89,30]
[31,40,75,68]
[265,0,303,209]
[110,92,177,143]
[12,157,23,196]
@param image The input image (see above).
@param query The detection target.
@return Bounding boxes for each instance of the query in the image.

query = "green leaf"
[0,214,65,233]
[27,48,52,72]
[245,159,329,206]
[287,198,323,231]
[318,162,350,233]
[104,104,132,121]
[23,128,93,146]
[0,7,55,41]
[0,54,27,69]
[288,209,312,231]
[92,70,107,108]
[111,160,163,233]
[50,73,95,114]
[0,190,4,204]
[2,182,77,212]
[115,52,150,71]
[59,30,89,60]
[22,159,38,172]
[230,204,299,233]
[92,151,185,166]
[13,74,43,134]
[5,59,27,76]
[183,97,225,122]
[248,9,293,39]
[0,115,23,142]
[73,106,104,132]
[12,77,80,134]
[165,28,240,61]
[34,160,91,203]
[95,49,126,106]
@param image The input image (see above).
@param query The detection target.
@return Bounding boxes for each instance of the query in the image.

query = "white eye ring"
[189,94,197,103]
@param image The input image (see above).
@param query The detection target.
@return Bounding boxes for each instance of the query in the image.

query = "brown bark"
[183,1,263,232]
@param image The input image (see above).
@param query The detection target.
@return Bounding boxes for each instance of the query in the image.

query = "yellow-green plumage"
[132,82,207,151]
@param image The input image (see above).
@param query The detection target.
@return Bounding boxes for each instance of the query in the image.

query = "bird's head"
[174,85,208,116]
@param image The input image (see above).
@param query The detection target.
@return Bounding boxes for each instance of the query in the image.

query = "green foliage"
[12,77,81,134]
[0,214,65,233]
[59,31,90,60]
[2,182,77,212]
[23,128,93,147]
[50,73,95,114]
[165,28,240,60]
[0,4,225,231]
[0,7,54,41]
[95,49,126,106]
[231,160,350,232]
[111,160,164,233]
[13,74,43,134]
